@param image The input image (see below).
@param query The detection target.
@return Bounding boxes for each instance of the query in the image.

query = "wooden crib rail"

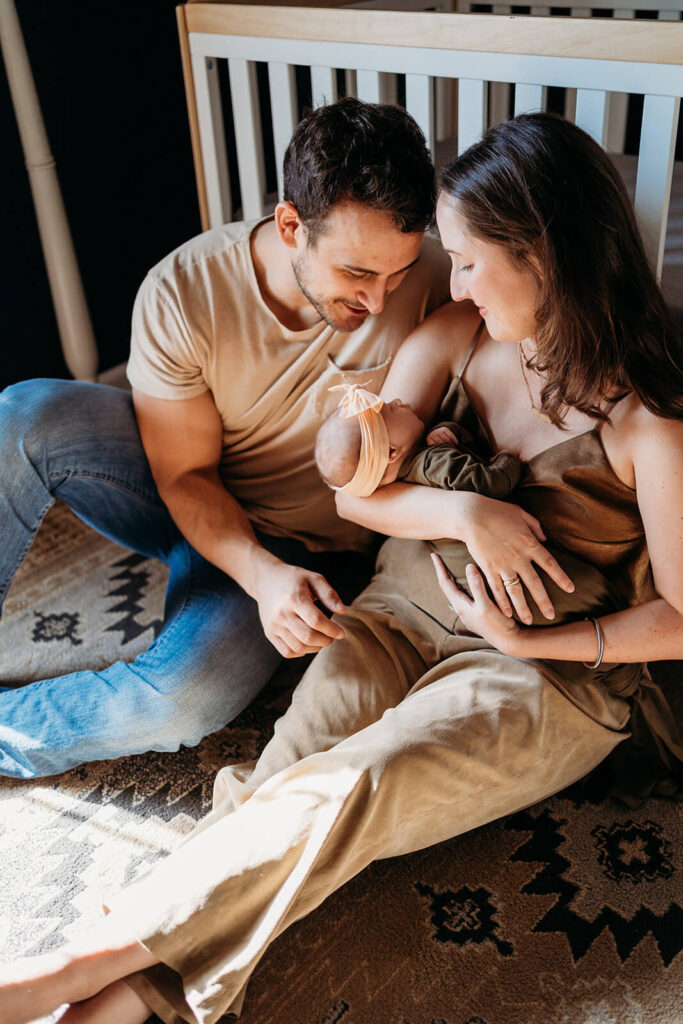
[176,3,683,279]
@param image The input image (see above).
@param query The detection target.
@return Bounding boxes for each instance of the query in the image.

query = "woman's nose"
[450,269,469,302]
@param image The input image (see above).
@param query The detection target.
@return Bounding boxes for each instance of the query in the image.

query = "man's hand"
[426,425,459,447]
[252,559,346,658]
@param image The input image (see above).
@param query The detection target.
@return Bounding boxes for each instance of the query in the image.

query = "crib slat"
[356,69,380,103]
[228,58,266,221]
[514,83,545,115]
[192,55,232,227]
[575,88,610,147]
[458,79,487,155]
[634,93,680,279]
[356,69,397,104]
[311,66,339,108]
[405,73,434,157]
[268,62,297,200]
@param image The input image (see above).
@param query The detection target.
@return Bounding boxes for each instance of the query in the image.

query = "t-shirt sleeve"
[126,272,209,400]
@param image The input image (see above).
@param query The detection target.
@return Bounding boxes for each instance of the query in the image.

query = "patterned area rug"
[1,501,681,1024]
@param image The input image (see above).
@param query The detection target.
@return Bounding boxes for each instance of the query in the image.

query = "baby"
[316,381,521,501]
[316,382,615,629]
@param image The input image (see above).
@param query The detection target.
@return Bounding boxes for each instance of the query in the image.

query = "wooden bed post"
[0,0,98,381]
[177,4,212,231]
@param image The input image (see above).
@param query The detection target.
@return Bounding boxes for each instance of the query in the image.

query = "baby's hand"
[426,426,459,447]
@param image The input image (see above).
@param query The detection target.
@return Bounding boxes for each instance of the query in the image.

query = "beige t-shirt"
[127,219,450,552]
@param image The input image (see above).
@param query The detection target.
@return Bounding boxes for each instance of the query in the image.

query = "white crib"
[176,1,682,297]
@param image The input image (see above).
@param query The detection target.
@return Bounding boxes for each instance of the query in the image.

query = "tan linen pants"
[111,539,629,1024]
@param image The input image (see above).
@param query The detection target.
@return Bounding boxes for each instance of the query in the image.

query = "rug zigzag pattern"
[506,806,683,967]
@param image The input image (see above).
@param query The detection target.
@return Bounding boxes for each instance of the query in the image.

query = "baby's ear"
[386,444,403,464]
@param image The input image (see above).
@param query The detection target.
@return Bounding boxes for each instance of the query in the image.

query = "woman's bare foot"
[60,979,152,1024]
[0,919,157,1024]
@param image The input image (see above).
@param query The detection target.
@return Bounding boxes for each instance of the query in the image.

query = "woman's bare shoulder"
[407,300,483,366]
[612,392,683,444]
[607,392,683,483]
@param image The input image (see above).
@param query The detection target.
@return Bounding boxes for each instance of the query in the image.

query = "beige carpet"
[1,501,681,1024]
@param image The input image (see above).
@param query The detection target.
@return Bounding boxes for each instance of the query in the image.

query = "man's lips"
[340,301,368,316]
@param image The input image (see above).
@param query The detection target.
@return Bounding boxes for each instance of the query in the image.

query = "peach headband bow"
[328,381,390,497]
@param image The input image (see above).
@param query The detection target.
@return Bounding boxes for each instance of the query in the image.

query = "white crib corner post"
[634,94,680,281]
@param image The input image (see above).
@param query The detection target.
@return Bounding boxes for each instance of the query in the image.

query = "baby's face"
[381,399,425,451]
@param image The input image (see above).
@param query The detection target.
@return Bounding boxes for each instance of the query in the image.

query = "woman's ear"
[386,444,404,465]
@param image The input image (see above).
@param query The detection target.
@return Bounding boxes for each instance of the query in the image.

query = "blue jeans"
[0,380,369,779]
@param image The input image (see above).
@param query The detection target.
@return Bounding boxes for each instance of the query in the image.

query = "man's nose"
[358,281,387,314]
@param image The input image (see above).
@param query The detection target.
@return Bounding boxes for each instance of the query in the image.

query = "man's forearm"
[158,468,279,596]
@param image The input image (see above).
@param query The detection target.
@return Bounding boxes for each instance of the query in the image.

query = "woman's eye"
[459,264,473,273]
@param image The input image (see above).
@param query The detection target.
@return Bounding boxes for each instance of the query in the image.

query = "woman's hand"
[432,555,523,653]
[460,493,574,623]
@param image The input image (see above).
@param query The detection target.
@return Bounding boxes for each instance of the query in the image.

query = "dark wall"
[1,0,202,389]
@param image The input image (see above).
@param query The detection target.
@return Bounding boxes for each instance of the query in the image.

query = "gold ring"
[502,576,521,588]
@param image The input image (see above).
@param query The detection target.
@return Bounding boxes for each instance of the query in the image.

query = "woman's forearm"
[507,598,683,664]
[336,483,476,540]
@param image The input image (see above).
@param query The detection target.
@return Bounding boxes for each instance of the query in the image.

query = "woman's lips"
[478,306,488,318]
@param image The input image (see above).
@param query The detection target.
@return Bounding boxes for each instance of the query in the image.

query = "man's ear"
[275,201,304,250]
[386,444,404,465]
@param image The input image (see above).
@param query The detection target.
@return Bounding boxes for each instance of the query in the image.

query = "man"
[0,98,450,779]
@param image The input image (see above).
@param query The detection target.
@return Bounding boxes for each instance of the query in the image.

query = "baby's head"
[316,383,424,496]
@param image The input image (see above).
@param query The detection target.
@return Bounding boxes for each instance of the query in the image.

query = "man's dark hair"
[283,97,435,241]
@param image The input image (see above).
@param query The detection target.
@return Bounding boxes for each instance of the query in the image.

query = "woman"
[4,113,682,1024]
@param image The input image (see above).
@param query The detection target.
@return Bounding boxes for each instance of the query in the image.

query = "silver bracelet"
[582,617,604,669]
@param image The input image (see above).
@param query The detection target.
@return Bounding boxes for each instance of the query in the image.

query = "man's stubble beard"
[292,255,369,333]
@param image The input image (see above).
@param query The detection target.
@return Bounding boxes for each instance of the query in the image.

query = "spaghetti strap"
[437,320,485,417]
[454,319,485,385]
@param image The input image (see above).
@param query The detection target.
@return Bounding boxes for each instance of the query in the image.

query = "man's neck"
[250,219,322,331]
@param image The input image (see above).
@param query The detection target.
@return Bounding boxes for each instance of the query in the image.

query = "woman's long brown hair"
[439,113,683,424]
